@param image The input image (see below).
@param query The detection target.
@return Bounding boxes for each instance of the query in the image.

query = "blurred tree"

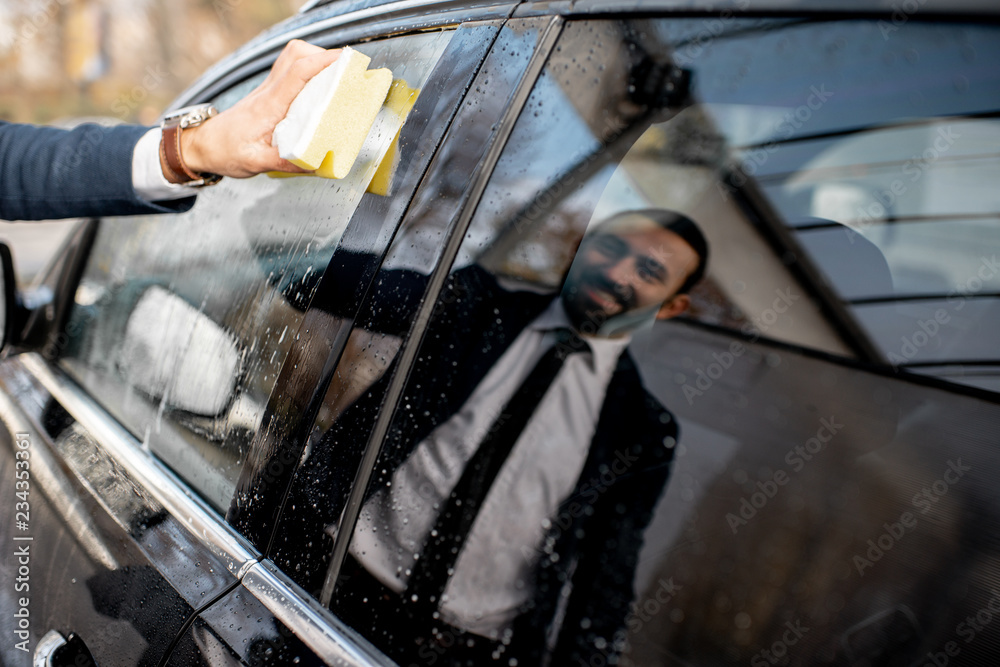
[0,0,306,124]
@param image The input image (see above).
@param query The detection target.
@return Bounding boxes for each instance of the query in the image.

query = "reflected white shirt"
[349,299,630,637]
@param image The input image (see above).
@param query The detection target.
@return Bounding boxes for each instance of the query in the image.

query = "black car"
[2,0,999,665]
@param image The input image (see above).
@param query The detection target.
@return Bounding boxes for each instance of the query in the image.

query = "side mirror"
[119,286,242,416]
[0,243,20,355]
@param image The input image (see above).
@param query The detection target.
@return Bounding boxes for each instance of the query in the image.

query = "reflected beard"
[562,272,633,331]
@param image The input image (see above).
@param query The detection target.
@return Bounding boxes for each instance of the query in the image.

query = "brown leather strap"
[160,124,201,184]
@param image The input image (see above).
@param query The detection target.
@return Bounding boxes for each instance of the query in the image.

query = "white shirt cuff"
[132,128,199,202]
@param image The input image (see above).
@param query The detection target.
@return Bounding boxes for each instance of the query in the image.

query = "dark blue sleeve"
[0,121,196,221]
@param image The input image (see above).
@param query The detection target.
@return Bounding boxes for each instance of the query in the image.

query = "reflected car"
[1,0,999,665]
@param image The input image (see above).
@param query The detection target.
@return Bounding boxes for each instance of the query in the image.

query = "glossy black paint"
[0,359,241,667]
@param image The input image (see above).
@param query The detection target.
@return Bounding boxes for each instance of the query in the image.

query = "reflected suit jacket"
[0,121,194,221]
[291,254,678,665]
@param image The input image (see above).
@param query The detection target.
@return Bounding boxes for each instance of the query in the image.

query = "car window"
[58,29,455,512]
[665,19,1000,392]
[283,17,998,667]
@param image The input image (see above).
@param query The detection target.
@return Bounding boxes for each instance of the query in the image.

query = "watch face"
[163,103,218,127]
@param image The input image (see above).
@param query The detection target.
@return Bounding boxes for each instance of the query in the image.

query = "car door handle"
[34,630,98,667]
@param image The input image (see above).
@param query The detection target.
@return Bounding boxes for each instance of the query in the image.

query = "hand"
[179,40,341,179]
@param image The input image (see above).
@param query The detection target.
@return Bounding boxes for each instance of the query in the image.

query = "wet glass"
[662,20,1000,387]
[59,30,455,511]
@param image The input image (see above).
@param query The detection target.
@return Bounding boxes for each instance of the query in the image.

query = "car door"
[0,7,511,667]
[254,7,1000,667]
[0,216,259,667]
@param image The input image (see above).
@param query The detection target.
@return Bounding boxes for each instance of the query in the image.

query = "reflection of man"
[290,209,708,665]
[561,209,702,335]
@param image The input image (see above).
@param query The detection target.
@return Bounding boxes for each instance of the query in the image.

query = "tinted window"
[59,30,455,511]
[668,19,1000,390]
[308,16,999,667]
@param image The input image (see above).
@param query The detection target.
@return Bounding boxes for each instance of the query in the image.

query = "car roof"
[172,0,998,111]
[301,0,1000,18]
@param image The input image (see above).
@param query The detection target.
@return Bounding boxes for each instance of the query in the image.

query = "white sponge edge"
[273,47,367,162]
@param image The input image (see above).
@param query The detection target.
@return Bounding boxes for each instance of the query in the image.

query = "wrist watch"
[159,104,223,187]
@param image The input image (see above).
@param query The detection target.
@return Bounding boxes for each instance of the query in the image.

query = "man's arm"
[0,40,339,222]
[0,122,183,221]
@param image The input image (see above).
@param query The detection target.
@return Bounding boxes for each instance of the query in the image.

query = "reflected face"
[561,215,700,333]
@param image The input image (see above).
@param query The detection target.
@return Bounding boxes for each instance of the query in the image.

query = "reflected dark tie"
[406,328,589,615]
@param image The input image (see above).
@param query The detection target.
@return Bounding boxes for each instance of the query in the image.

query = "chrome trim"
[299,0,342,12]
[304,0,1000,18]
[33,630,65,667]
[0,367,118,570]
[242,560,393,666]
[298,0,998,15]
[21,354,260,578]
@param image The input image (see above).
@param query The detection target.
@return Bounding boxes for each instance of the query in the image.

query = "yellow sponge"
[267,77,420,196]
[367,79,419,195]
[273,46,393,179]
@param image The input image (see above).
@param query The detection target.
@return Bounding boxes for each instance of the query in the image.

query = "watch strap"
[160,123,202,185]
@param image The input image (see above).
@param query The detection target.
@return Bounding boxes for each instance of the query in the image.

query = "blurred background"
[0,0,308,281]
[0,0,306,123]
